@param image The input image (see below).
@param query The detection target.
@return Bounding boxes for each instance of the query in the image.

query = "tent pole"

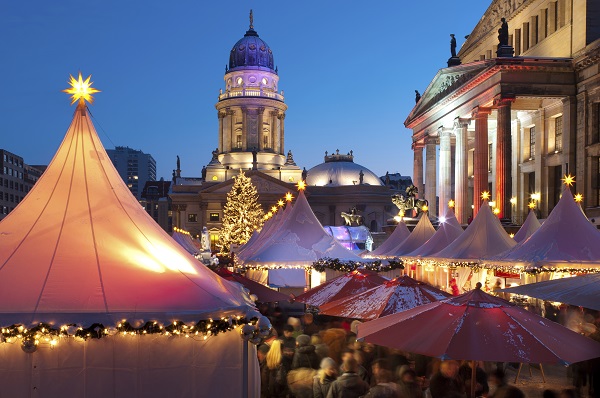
[471,360,476,398]
[243,341,249,398]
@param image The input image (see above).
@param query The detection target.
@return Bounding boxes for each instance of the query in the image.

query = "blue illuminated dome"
[228,26,275,72]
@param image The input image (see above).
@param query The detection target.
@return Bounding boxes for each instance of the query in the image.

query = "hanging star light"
[562,174,575,187]
[285,192,294,202]
[574,193,583,203]
[62,72,100,105]
[421,204,429,212]
[528,201,536,209]
[271,206,278,213]
[481,191,491,201]
[277,200,285,207]
[493,208,500,215]
[448,199,455,208]
[296,180,306,191]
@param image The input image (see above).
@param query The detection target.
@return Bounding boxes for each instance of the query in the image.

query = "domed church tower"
[206,10,302,183]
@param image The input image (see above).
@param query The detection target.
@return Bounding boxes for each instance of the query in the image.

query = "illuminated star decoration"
[285,192,294,202]
[277,199,285,207]
[562,174,575,187]
[575,193,583,203]
[481,191,490,201]
[448,199,455,208]
[493,208,500,215]
[421,204,429,212]
[528,201,536,209]
[271,206,278,213]
[296,180,306,191]
[62,72,100,106]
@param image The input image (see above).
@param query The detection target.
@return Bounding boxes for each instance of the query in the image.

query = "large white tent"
[490,188,600,271]
[385,213,436,257]
[404,208,463,257]
[513,210,541,243]
[0,90,258,397]
[368,221,410,257]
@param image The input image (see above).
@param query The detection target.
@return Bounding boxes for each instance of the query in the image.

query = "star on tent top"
[561,174,575,187]
[62,72,100,106]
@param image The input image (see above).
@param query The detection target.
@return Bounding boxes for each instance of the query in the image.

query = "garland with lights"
[0,316,256,348]
[311,258,404,273]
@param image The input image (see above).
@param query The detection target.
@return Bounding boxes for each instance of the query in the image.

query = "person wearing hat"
[292,334,320,370]
[313,357,338,398]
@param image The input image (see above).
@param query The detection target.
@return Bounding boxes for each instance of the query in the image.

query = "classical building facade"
[406,0,600,225]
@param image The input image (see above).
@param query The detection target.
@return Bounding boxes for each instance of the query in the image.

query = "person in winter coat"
[429,360,463,398]
[326,357,369,398]
[313,357,338,398]
[362,359,399,398]
[292,334,320,370]
[263,339,288,398]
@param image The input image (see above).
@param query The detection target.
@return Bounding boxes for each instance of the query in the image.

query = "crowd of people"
[256,305,600,398]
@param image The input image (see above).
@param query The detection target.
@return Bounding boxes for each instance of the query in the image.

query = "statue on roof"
[201,166,207,180]
[176,155,180,171]
[498,18,509,46]
[249,9,254,29]
[385,171,390,185]
[359,170,364,185]
[341,207,363,226]
[212,148,219,161]
[450,34,457,57]
[302,167,307,181]
[415,90,421,103]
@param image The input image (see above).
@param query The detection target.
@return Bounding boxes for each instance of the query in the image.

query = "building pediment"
[406,61,492,126]
[199,170,294,195]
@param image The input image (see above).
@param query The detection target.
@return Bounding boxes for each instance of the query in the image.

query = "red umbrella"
[294,269,387,307]
[319,275,451,320]
[358,283,600,397]
[215,268,289,303]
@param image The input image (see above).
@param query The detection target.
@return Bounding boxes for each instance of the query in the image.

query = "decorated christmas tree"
[218,170,264,254]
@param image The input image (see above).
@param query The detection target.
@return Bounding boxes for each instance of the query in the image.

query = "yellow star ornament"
[63,72,100,105]
[481,191,490,201]
[561,174,575,187]
[296,180,306,191]
[285,192,294,202]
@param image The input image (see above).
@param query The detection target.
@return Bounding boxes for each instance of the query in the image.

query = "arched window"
[370,220,378,232]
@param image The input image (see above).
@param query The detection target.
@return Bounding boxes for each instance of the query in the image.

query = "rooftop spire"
[249,9,254,30]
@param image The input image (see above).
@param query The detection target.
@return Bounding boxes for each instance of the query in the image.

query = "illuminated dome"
[228,26,275,72]
[306,151,384,187]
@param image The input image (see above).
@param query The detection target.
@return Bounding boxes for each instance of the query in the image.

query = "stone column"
[241,107,248,151]
[561,96,577,177]
[439,127,452,217]
[218,111,225,152]
[227,109,235,150]
[425,136,438,217]
[412,142,424,200]
[257,107,265,151]
[271,111,279,154]
[454,118,470,224]
[279,113,286,155]
[472,107,492,216]
[494,96,515,220]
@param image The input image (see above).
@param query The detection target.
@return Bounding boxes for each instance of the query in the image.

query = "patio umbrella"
[216,268,290,303]
[294,269,387,307]
[358,283,600,397]
[501,273,600,311]
[319,275,451,320]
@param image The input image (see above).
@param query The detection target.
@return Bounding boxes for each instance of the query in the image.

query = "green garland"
[0,317,255,344]
[312,258,404,273]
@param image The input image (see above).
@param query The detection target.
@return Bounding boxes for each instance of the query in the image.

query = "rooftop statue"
[498,18,509,46]
[415,90,421,104]
[450,34,457,57]
[341,207,363,226]
[392,184,429,217]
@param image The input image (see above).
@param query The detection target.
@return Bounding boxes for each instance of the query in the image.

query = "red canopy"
[358,284,600,365]
[319,275,450,320]
[294,270,387,307]
[216,268,289,303]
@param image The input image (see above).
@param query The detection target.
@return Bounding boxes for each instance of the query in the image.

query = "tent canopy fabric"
[386,214,436,257]
[0,104,251,326]
[513,210,541,243]
[237,202,292,262]
[368,222,410,257]
[357,285,600,364]
[490,188,600,269]
[241,190,363,265]
[319,275,450,320]
[432,202,515,261]
[294,270,387,307]
[501,274,600,311]
[215,268,290,302]
[405,208,463,257]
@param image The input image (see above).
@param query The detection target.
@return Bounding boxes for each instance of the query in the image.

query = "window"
[488,143,493,173]
[594,157,600,207]
[263,133,269,149]
[523,22,530,51]
[531,16,539,46]
[555,116,563,152]
[210,212,219,222]
[210,234,219,251]
[529,126,536,160]
[236,134,243,149]
[188,213,198,223]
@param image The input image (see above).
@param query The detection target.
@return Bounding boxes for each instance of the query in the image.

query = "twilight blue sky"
[0,1,489,180]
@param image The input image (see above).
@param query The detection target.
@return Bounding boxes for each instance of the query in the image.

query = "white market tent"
[0,99,258,397]
[404,208,463,257]
[513,210,541,243]
[431,201,516,262]
[489,188,600,271]
[368,221,410,257]
[171,229,200,255]
[241,190,364,266]
[385,213,436,257]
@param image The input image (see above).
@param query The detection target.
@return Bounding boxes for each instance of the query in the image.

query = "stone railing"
[219,88,284,101]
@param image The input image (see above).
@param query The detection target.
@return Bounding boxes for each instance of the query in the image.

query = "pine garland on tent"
[218,169,265,254]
